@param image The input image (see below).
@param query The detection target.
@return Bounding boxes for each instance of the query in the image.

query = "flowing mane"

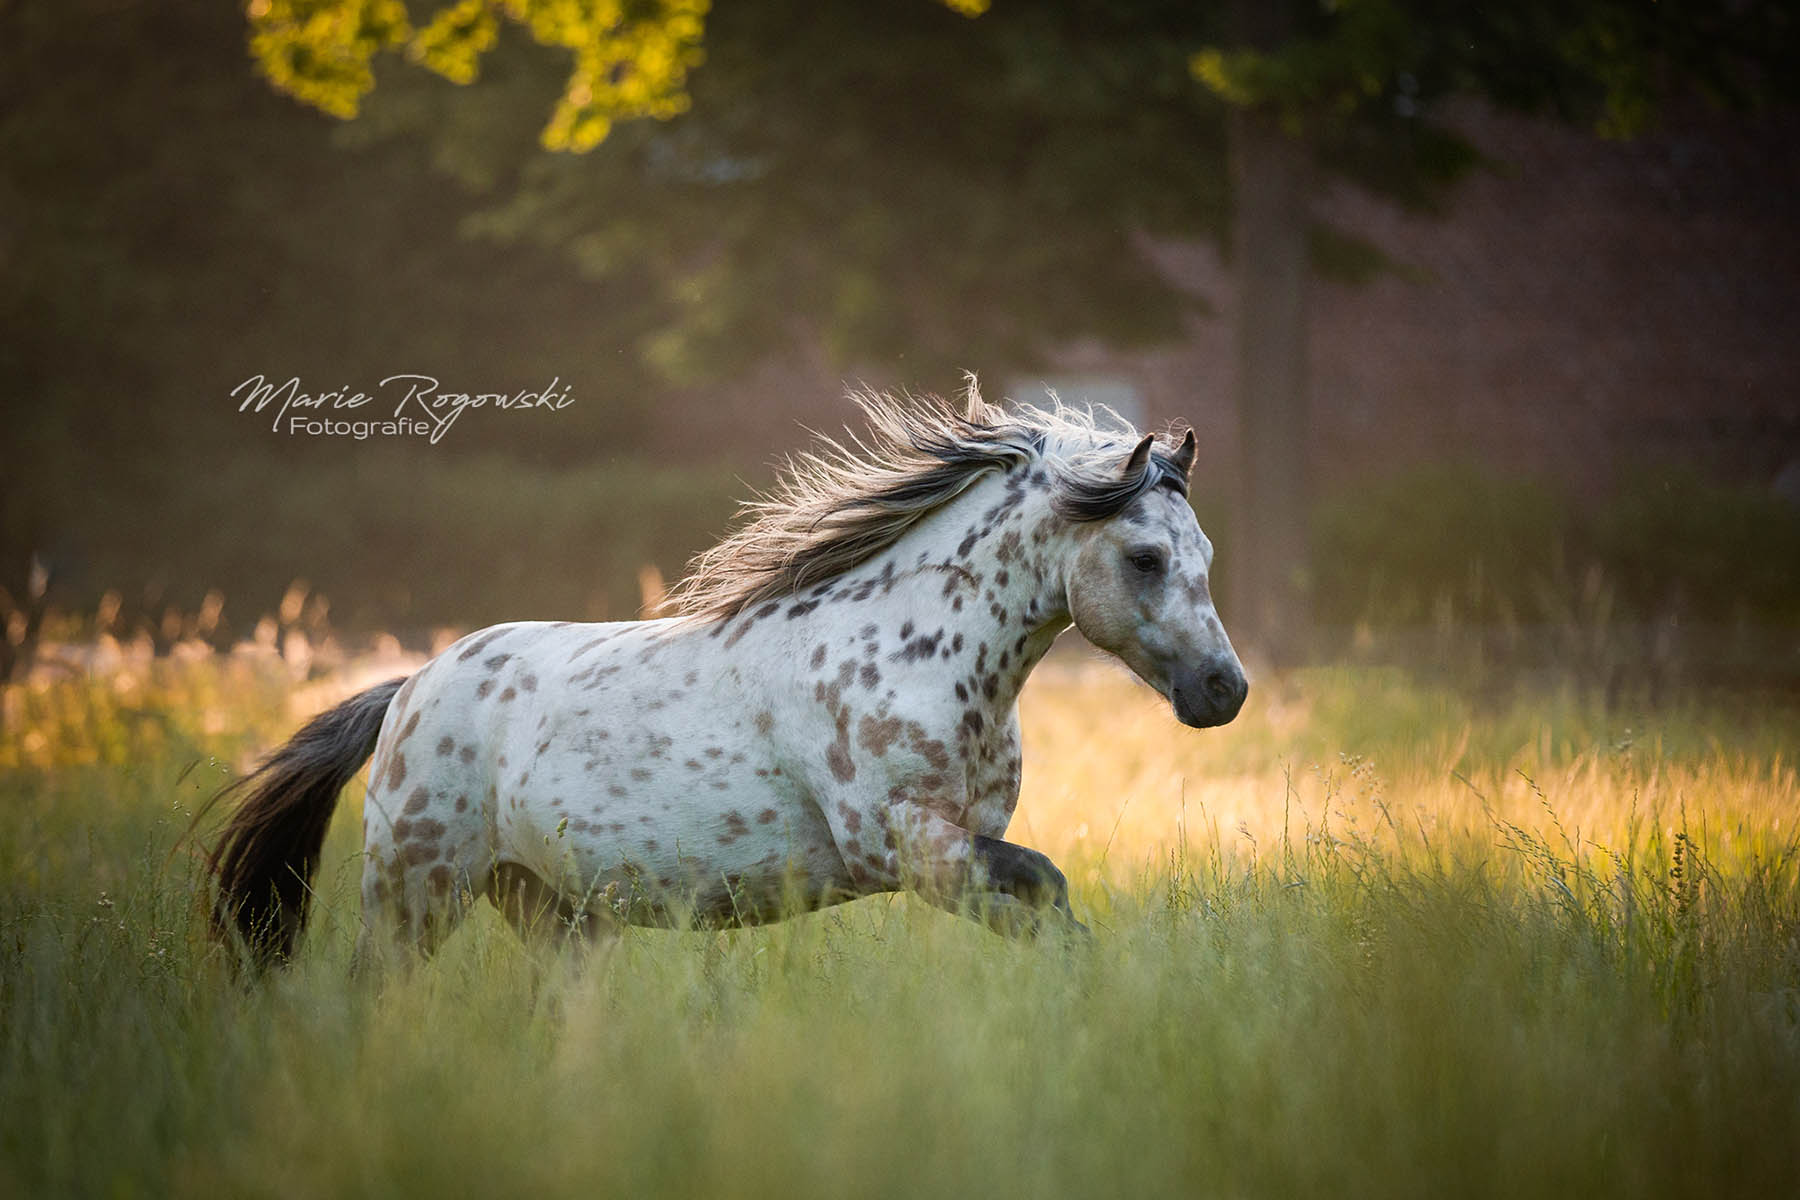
[668,381,1192,622]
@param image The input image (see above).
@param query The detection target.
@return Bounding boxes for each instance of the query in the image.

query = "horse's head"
[1063,430,1248,729]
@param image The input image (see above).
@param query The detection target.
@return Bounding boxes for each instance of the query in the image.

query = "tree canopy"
[242,0,1793,389]
[246,1,1231,382]
[247,0,712,150]
[7,0,1789,641]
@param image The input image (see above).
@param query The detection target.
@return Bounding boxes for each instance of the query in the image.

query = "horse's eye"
[1127,550,1163,574]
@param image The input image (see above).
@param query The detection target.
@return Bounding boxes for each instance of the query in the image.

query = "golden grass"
[2,647,1798,1198]
[1019,655,1794,873]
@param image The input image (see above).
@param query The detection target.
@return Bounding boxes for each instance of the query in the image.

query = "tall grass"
[2,653,1797,1198]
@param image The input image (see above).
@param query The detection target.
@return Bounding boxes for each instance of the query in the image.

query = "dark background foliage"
[2,0,1795,674]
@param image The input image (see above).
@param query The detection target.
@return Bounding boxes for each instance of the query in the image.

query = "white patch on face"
[1065,488,1237,696]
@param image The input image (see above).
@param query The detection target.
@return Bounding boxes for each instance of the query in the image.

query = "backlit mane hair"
[668,380,1191,622]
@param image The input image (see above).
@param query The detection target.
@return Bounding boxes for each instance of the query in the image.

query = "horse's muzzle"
[1169,660,1248,728]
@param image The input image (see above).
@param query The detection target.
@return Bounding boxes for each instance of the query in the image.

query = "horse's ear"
[1172,428,1196,479]
[1122,434,1155,478]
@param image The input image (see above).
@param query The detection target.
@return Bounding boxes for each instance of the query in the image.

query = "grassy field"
[2,647,1798,1198]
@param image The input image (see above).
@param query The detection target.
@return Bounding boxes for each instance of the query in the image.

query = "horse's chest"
[960,721,1024,837]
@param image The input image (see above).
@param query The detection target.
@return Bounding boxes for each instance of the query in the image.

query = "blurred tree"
[246,0,708,150]
[0,0,694,633]
[1193,0,1797,657]
[244,0,1794,655]
[251,0,1228,382]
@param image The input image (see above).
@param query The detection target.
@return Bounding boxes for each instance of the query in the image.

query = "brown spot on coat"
[858,715,904,757]
[386,752,407,791]
[403,786,430,815]
[718,810,751,844]
[456,630,507,661]
[568,635,612,660]
[436,735,455,757]
[409,819,447,842]
[827,742,856,783]
[825,697,857,782]
[912,731,951,773]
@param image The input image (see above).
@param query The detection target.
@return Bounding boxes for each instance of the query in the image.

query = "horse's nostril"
[1204,670,1233,702]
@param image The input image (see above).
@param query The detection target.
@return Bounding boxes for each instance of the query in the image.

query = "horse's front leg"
[858,802,1087,938]
[967,834,1089,937]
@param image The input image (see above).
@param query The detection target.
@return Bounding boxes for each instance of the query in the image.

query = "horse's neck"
[879,470,1074,714]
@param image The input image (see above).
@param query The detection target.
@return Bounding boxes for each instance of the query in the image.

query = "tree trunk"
[1227,103,1312,664]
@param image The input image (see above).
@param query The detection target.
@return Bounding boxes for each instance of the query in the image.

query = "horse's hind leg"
[489,861,613,946]
[352,851,484,974]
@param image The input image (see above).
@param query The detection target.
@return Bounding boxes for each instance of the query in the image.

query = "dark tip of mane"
[1050,433,1189,522]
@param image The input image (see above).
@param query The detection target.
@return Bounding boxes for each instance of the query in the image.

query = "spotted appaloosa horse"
[208,385,1248,967]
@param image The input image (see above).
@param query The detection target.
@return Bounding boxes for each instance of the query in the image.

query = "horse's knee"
[973,835,1069,911]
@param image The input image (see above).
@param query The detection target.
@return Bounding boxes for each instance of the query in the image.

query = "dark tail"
[206,677,406,967]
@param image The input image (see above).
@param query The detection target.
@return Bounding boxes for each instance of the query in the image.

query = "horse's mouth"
[1169,665,1248,728]
[1170,695,1239,728]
